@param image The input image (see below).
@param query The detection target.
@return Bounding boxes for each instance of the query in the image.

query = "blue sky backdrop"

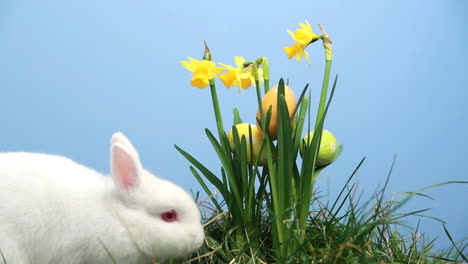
[1,0,466,250]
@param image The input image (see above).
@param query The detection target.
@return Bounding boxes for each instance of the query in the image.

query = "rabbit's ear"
[111,132,138,155]
[110,142,143,201]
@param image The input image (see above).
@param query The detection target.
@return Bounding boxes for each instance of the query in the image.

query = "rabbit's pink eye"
[161,210,178,222]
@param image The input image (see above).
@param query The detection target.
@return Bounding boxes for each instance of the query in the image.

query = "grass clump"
[184,158,467,264]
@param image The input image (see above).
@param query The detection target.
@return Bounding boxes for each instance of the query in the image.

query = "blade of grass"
[400,192,434,200]
[392,181,468,213]
[0,248,7,264]
[329,182,356,221]
[397,181,468,202]
[443,224,468,262]
[411,214,447,224]
[372,154,396,222]
[99,240,118,264]
[390,208,433,221]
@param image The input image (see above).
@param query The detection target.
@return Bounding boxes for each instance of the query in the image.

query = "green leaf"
[233,108,243,125]
[277,81,294,216]
[205,129,243,210]
[292,84,309,118]
[174,144,226,195]
[299,75,339,226]
[189,166,223,212]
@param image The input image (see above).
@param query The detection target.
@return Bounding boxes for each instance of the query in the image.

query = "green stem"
[314,59,332,129]
[209,79,225,141]
[256,56,270,93]
[298,59,332,231]
[264,66,270,94]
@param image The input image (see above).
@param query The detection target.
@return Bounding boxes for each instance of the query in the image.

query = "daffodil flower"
[181,57,226,89]
[284,20,322,64]
[219,56,263,92]
[284,44,311,64]
[218,63,241,90]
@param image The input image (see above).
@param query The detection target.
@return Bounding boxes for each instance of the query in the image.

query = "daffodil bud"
[203,41,212,61]
[318,24,332,61]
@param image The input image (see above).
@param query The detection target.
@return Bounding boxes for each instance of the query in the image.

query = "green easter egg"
[300,129,338,167]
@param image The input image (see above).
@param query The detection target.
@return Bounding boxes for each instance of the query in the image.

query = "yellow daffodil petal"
[198,60,215,69]
[181,58,225,88]
[219,62,244,90]
[284,45,298,59]
[218,63,239,84]
[180,61,191,71]
[295,23,313,44]
[234,56,246,67]
[218,63,235,71]
[284,20,321,63]
[240,76,251,89]
[295,47,304,61]
[287,30,296,41]
[220,70,239,88]
[191,78,208,88]
[208,67,226,79]
[299,20,311,32]
[188,57,200,65]
[219,57,260,91]
[296,20,321,45]
[295,30,312,45]
[303,50,311,65]
[191,68,209,88]
[181,57,203,72]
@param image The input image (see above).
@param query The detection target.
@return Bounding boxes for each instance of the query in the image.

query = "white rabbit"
[0,132,204,264]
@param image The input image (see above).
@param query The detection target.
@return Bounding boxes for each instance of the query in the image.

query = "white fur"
[0,132,204,264]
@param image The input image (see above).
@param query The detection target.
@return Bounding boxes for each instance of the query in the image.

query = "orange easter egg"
[256,85,296,140]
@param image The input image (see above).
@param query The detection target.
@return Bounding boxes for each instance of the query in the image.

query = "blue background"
[1,0,466,250]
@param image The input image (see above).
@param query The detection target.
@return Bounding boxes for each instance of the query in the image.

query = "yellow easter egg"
[227,123,267,166]
[256,85,296,140]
